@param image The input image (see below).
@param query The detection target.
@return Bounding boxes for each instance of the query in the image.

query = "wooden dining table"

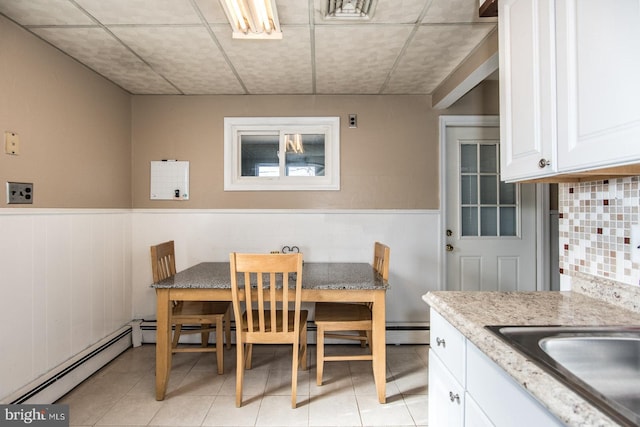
[151,261,389,403]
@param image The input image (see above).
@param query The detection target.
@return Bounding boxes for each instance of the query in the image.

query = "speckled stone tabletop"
[151,262,388,290]
[423,274,640,427]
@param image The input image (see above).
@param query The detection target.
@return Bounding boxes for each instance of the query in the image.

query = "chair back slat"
[373,242,390,281]
[151,240,176,282]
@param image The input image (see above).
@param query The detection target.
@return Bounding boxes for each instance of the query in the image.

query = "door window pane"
[461,175,478,204]
[500,181,517,204]
[481,207,498,236]
[460,144,477,173]
[480,175,497,204]
[462,207,478,236]
[479,144,497,173]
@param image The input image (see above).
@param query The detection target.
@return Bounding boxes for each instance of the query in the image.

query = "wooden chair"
[150,241,231,374]
[313,241,390,385]
[230,252,308,408]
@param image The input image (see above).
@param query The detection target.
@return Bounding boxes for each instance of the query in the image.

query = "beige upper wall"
[0,16,131,208]
[132,82,499,210]
[0,14,498,210]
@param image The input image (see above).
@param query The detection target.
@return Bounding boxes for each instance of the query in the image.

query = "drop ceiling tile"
[0,0,94,25]
[31,27,178,94]
[315,25,412,94]
[74,0,201,25]
[422,0,497,23]
[212,25,312,94]
[383,24,495,94]
[193,0,228,24]
[276,0,311,24]
[111,26,244,94]
[313,0,426,24]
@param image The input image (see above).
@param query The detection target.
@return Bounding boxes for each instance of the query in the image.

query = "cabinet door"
[556,0,640,171]
[429,351,465,427]
[499,0,557,181]
[466,342,564,427]
[465,394,495,427]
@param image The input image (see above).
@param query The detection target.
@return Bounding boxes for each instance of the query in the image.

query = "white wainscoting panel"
[132,209,441,339]
[0,209,132,401]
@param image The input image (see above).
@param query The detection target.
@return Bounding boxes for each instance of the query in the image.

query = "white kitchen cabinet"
[499,0,557,181]
[466,342,564,427]
[429,350,465,426]
[428,308,563,427]
[555,0,640,171]
[499,0,640,182]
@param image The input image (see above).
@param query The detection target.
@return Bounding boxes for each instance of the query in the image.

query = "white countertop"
[423,273,640,427]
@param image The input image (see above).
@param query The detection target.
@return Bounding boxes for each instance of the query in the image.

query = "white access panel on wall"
[150,160,189,200]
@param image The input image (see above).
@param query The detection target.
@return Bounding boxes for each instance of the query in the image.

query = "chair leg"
[300,323,308,371]
[291,341,299,409]
[359,330,368,348]
[201,324,211,348]
[316,325,325,386]
[172,324,182,348]
[235,336,244,407]
[216,317,224,375]
[245,343,253,370]
[224,309,232,350]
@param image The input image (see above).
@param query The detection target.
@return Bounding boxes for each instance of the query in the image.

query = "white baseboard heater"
[140,321,429,345]
[2,326,132,405]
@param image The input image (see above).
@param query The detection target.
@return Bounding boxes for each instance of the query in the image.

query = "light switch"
[5,131,20,155]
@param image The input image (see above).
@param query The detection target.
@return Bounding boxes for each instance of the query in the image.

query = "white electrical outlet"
[631,224,640,263]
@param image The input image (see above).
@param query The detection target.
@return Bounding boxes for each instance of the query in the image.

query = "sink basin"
[486,325,640,426]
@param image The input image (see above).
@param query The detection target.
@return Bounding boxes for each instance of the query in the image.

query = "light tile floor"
[57,344,429,427]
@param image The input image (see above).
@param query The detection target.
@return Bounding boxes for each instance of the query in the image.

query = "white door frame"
[438,115,550,292]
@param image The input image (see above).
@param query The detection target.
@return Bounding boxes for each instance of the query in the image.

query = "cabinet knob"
[449,391,460,404]
[538,158,551,168]
[436,337,446,347]
[445,244,454,252]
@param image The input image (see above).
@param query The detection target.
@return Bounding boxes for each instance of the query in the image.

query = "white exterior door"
[445,125,537,291]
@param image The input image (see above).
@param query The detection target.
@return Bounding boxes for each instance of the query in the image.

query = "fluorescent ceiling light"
[220,0,282,39]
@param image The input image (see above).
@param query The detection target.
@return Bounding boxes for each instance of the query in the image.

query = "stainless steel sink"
[486,325,640,427]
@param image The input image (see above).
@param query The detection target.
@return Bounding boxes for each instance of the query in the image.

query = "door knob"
[446,229,453,237]
[446,244,454,252]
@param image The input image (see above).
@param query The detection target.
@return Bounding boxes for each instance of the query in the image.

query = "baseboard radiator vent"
[140,321,429,345]
[2,326,132,405]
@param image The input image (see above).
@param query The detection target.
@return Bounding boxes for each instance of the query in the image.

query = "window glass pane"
[240,134,279,177]
[500,181,516,204]
[461,175,478,204]
[461,207,478,236]
[480,175,497,204]
[481,207,497,236]
[284,134,325,177]
[500,207,517,236]
[479,144,497,173]
[460,144,477,173]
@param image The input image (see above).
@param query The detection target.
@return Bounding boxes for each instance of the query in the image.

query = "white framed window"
[224,117,340,191]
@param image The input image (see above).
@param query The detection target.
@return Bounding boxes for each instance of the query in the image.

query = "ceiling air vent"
[324,0,378,20]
